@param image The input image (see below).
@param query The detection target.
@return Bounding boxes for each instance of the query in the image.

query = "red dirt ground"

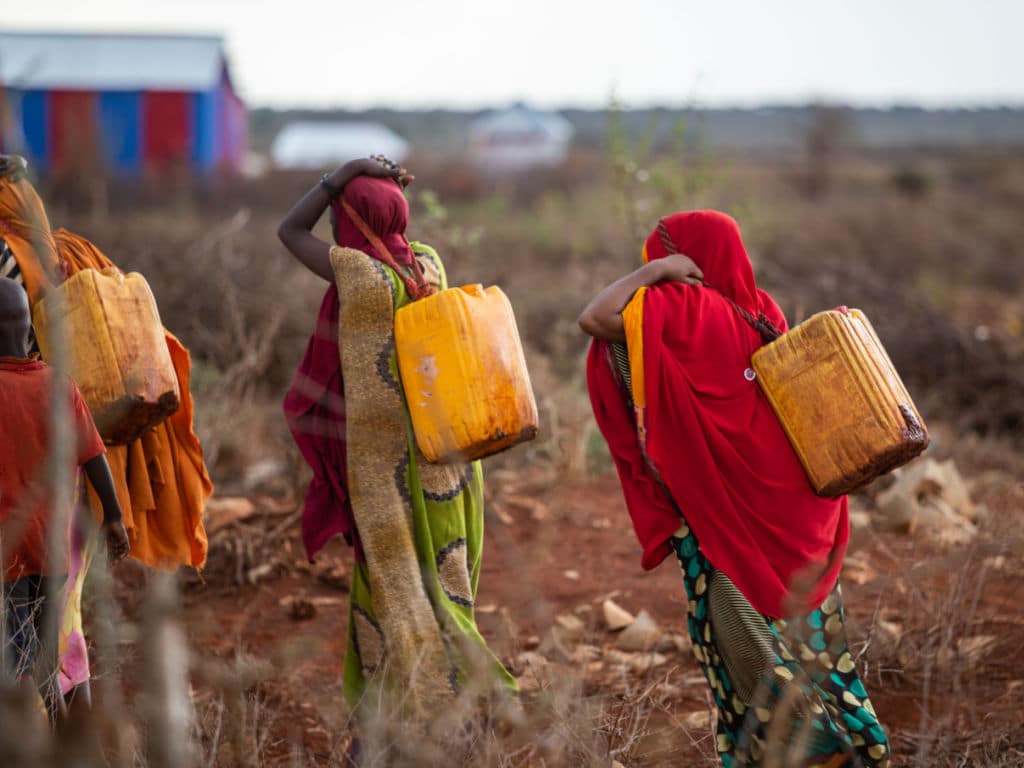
[180,474,1024,766]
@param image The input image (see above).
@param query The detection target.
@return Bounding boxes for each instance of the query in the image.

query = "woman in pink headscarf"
[278,157,515,755]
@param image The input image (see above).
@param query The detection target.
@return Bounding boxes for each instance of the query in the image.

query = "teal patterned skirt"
[672,521,891,768]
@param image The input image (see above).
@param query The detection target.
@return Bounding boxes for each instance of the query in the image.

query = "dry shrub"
[845,532,1024,767]
[41,146,1024,462]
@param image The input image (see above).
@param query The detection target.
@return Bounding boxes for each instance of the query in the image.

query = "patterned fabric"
[0,238,39,355]
[611,341,632,394]
[673,524,891,768]
[0,238,22,282]
[335,242,516,717]
[706,569,778,704]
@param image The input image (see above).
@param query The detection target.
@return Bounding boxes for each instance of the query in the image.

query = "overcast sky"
[4,0,1020,109]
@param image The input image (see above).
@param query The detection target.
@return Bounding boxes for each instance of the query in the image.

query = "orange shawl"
[0,173,210,569]
[0,165,60,303]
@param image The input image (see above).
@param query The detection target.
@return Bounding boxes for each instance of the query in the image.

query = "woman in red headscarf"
[580,211,890,768]
[278,157,515,753]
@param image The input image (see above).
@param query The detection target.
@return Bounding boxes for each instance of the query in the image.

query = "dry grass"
[2,142,1023,766]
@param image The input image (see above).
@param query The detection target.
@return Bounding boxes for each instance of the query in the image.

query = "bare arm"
[578,255,705,341]
[83,454,130,562]
[276,157,412,281]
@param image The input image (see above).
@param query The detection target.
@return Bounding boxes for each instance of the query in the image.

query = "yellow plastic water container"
[752,308,929,496]
[395,284,538,463]
[33,267,180,444]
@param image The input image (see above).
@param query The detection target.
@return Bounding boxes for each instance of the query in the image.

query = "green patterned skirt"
[673,521,890,768]
[342,456,517,708]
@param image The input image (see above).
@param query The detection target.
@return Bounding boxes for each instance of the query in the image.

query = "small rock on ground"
[603,599,635,631]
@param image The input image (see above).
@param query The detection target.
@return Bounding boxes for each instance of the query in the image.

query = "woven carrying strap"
[341,200,433,300]
[656,218,783,344]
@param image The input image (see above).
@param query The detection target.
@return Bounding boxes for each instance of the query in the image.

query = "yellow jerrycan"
[33,267,180,445]
[751,307,929,497]
[395,284,538,464]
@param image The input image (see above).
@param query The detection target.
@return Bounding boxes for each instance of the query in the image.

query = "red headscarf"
[331,176,415,268]
[284,176,414,561]
[587,210,848,618]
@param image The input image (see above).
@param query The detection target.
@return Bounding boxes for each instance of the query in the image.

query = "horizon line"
[248,99,1024,113]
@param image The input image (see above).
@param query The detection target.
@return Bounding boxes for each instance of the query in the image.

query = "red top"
[0,357,105,579]
[587,211,848,618]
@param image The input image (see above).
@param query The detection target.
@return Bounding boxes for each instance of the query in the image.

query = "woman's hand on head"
[336,156,414,189]
[580,254,706,340]
[654,254,704,286]
[369,154,415,188]
[279,154,415,283]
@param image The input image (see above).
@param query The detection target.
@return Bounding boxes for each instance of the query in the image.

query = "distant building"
[270,121,409,170]
[468,103,574,171]
[0,31,247,176]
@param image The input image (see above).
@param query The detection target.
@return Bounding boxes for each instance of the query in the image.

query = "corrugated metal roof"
[0,32,227,92]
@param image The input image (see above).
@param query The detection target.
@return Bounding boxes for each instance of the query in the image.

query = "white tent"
[271,121,409,170]
[468,104,574,172]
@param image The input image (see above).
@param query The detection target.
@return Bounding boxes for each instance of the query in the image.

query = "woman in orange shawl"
[0,154,211,706]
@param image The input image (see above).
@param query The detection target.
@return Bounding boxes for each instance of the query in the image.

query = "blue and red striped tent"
[0,32,247,176]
